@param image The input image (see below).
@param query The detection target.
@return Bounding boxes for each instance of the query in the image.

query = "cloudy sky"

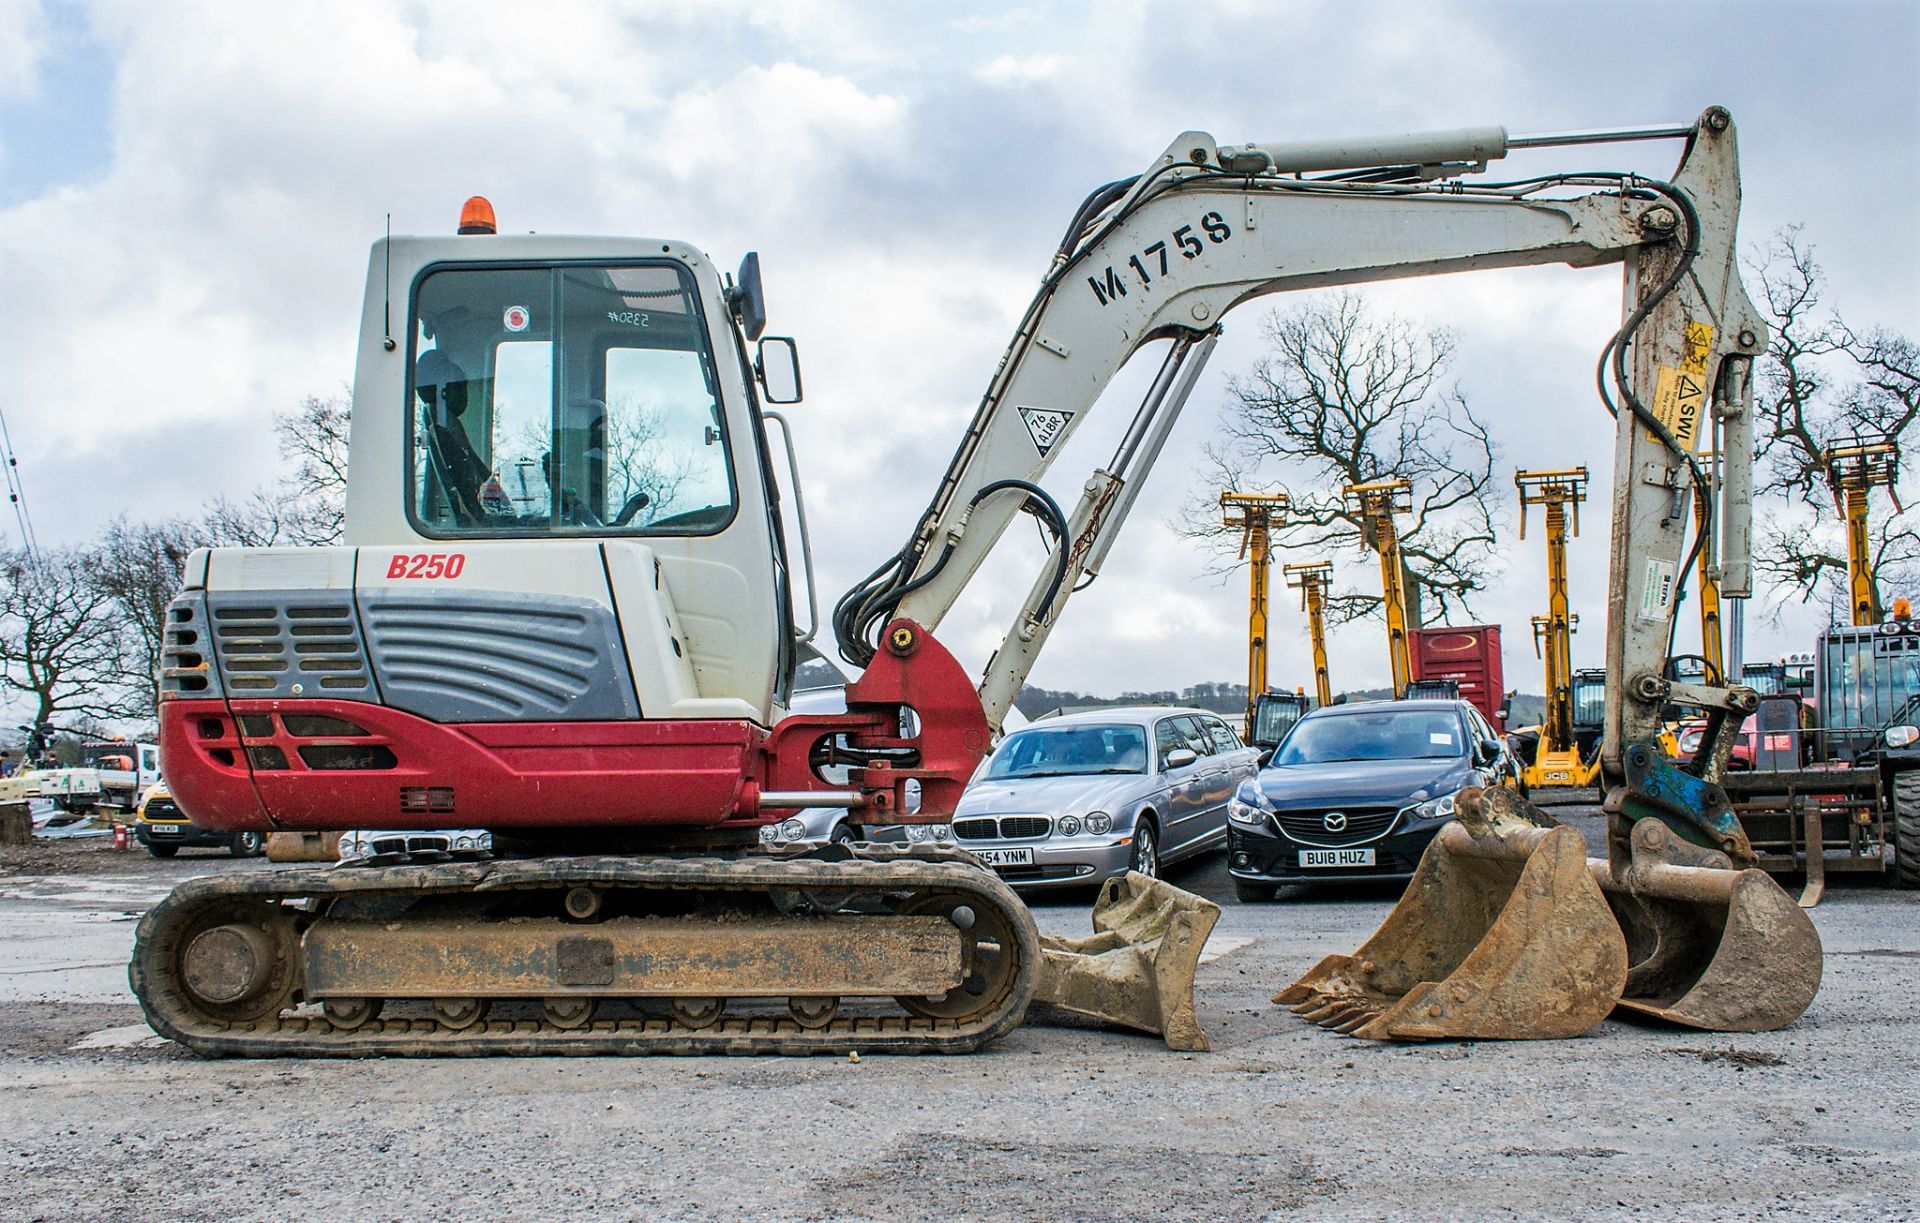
[2,0,1916,706]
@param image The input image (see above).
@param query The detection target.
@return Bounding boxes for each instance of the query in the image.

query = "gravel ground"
[1,814,1915,1222]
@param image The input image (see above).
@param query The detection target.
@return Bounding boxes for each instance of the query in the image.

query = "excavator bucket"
[1276,807,1627,1040]
[1599,820,1822,1032]
[1277,788,1823,1042]
[1032,871,1221,1051]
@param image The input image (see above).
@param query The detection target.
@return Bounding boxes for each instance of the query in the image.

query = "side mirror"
[756,336,803,404]
[1475,737,1502,765]
[1165,747,1198,770]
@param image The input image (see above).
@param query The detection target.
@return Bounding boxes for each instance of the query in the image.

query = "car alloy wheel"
[1131,823,1159,878]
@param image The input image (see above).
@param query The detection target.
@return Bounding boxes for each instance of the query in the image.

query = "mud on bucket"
[1599,820,1822,1032]
[1032,871,1221,1051]
[1276,817,1627,1041]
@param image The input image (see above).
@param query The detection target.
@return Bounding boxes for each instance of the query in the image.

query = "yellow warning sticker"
[1649,321,1715,451]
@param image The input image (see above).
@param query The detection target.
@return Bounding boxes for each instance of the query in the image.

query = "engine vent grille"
[360,590,638,722]
[206,595,372,698]
[160,593,220,698]
[400,786,456,814]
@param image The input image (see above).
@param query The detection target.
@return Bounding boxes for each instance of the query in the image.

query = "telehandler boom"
[137,107,1816,1056]
[1284,561,1335,707]
[1516,467,1599,789]
[1827,434,1900,626]
[1341,479,1416,699]
[1221,491,1290,738]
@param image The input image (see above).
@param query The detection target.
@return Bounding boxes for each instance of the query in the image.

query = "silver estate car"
[952,706,1260,890]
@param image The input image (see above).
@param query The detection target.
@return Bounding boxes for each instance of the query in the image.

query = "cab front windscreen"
[407,262,735,537]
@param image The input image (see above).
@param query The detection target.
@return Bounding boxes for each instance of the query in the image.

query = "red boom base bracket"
[159,619,991,833]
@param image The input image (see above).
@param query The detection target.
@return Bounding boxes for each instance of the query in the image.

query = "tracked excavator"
[135,106,1818,1057]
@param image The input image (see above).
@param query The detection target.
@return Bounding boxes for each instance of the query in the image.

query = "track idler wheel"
[895,893,1025,1021]
[173,902,299,1024]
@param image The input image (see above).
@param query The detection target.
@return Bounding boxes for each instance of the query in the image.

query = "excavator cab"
[159,226,819,840]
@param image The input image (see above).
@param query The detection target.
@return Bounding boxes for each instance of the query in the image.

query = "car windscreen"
[1274,708,1465,766]
[985,724,1150,779]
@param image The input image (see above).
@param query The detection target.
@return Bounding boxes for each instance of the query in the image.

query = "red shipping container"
[1410,625,1506,729]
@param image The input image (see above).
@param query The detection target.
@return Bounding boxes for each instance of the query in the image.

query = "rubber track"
[130,848,1040,1057]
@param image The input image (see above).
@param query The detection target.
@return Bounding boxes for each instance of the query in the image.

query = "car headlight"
[1084,812,1112,835]
[1888,725,1920,749]
[1056,814,1081,837]
[1228,783,1274,829]
[781,818,807,841]
[452,834,475,850]
[904,824,934,843]
[1407,788,1462,822]
[338,832,372,861]
[930,825,952,842]
[758,824,779,844]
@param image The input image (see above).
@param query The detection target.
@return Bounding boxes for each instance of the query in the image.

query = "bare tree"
[0,547,141,728]
[1186,292,1501,626]
[1749,228,1920,609]
[511,401,698,523]
[206,393,351,546]
[91,516,210,721]
[203,488,341,548]
[279,393,351,514]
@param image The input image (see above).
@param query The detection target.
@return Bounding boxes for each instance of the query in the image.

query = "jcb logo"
[386,553,467,580]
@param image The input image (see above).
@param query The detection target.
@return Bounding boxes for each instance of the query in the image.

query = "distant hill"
[1013,682,1250,720]
[1016,681,1547,726]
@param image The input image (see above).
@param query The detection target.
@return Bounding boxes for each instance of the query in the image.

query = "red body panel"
[159,619,991,836]
[1410,625,1506,729]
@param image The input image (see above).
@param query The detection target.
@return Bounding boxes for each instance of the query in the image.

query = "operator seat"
[415,350,489,525]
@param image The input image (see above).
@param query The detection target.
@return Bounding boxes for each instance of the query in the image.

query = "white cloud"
[0,0,1913,702]
[950,9,1041,36]
[976,53,1067,86]
[0,0,48,96]
[654,61,905,193]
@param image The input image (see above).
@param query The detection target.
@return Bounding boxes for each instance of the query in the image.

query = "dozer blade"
[1032,871,1221,1051]
[1599,820,1822,1032]
[1276,798,1627,1041]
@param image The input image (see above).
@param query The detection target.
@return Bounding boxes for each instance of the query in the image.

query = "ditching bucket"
[1033,871,1221,1051]
[1600,820,1822,1032]
[1277,818,1627,1040]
